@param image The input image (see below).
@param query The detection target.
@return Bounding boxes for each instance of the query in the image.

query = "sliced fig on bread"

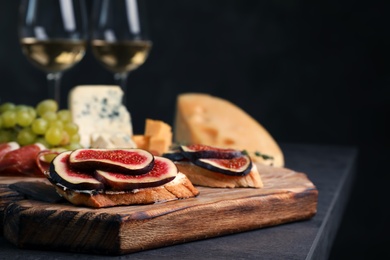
[194,155,253,176]
[68,148,154,175]
[179,144,243,160]
[45,148,199,207]
[162,149,187,161]
[94,156,178,191]
[47,151,104,192]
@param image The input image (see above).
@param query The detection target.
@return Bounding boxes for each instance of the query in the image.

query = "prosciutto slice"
[0,143,46,176]
[0,142,20,160]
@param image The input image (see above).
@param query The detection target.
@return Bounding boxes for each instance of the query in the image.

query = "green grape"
[57,109,72,122]
[59,131,70,146]
[69,133,81,143]
[16,110,34,127]
[14,105,29,112]
[35,137,50,148]
[45,126,63,146]
[64,122,79,135]
[17,128,37,146]
[27,106,37,119]
[0,102,15,113]
[49,120,64,130]
[50,147,67,153]
[36,99,58,117]
[31,118,49,135]
[0,129,14,143]
[41,111,57,122]
[0,99,81,150]
[1,110,17,128]
[65,142,83,150]
[40,153,57,163]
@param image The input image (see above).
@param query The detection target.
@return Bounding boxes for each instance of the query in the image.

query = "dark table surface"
[0,143,357,260]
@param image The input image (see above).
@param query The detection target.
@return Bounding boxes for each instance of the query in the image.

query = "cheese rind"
[69,85,133,148]
[174,93,284,167]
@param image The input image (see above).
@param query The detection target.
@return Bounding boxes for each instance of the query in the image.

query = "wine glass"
[90,0,152,105]
[18,0,88,107]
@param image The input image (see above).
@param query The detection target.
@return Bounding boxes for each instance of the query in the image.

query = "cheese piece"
[90,133,136,149]
[148,138,170,156]
[144,119,171,137]
[144,119,172,155]
[174,93,284,167]
[131,119,173,155]
[132,135,150,150]
[69,85,133,148]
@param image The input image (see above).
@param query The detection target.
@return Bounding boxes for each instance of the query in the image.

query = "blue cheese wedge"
[90,133,136,149]
[69,85,134,148]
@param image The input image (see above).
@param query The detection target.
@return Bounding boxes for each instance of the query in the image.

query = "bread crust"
[175,161,263,189]
[55,173,199,208]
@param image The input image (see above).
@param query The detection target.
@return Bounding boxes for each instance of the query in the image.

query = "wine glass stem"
[47,72,62,107]
[114,72,129,105]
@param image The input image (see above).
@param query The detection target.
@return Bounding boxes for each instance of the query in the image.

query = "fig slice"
[47,151,104,192]
[162,149,187,161]
[94,156,178,191]
[179,144,243,160]
[194,155,253,176]
[68,148,154,175]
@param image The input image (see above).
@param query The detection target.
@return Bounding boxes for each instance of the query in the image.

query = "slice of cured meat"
[0,143,46,176]
[0,142,20,160]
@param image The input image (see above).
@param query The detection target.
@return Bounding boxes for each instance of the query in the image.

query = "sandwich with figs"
[46,148,199,208]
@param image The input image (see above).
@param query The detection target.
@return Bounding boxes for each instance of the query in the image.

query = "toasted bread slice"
[55,173,199,208]
[175,161,263,189]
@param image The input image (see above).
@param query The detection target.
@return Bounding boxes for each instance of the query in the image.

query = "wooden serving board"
[0,164,318,255]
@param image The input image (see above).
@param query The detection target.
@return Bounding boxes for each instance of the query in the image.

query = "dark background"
[0,1,389,259]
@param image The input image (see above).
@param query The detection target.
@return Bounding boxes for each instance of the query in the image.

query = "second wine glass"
[90,0,152,105]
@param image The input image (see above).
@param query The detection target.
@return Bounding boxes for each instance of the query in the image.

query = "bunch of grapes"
[0,99,82,150]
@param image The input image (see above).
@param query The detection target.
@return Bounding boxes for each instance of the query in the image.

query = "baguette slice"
[175,161,263,189]
[174,93,284,167]
[55,173,199,208]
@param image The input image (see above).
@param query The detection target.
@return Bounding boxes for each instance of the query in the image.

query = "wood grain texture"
[0,184,24,234]
[1,164,318,255]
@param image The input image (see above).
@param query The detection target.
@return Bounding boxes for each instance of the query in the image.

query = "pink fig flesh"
[94,156,178,191]
[194,155,253,176]
[48,151,104,191]
[68,148,154,175]
[180,144,243,160]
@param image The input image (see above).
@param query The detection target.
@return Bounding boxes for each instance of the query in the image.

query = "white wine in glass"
[19,0,88,107]
[91,0,152,105]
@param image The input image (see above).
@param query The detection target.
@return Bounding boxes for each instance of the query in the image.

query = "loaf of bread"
[54,173,199,208]
[174,93,284,167]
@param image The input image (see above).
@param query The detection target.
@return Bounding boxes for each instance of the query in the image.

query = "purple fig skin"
[48,151,104,192]
[194,155,253,176]
[94,156,178,191]
[68,148,155,175]
[179,144,243,161]
[162,150,187,161]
